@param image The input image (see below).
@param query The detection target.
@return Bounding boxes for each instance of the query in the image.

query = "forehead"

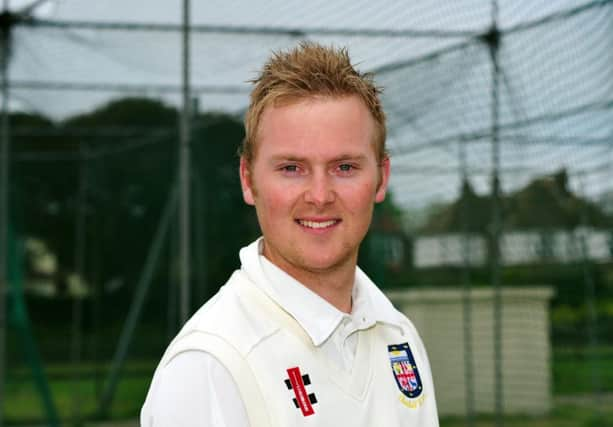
[255,95,377,160]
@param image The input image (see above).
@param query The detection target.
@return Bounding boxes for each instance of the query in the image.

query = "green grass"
[440,403,613,427]
[4,351,613,425]
[4,361,155,424]
[553,346,613,394]
[6,377,150,422]
[8,360,156,379]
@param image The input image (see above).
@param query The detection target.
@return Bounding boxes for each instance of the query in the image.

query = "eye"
[336,163,357,175]
[279,164,301,175]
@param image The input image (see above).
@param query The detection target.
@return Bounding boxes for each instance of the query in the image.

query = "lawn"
[4,361,154,424]
[4,349,613,426]
[440,403,613,427]
[553,346,613,394]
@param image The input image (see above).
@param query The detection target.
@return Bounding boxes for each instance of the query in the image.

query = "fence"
[1,1,612,426]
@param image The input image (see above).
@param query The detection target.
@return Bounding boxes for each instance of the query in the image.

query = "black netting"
[1,0,612,424]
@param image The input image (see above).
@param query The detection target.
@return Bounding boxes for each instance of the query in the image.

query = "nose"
[304,171,335,207]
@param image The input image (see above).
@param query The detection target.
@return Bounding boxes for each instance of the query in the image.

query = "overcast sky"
[5,0,613,209]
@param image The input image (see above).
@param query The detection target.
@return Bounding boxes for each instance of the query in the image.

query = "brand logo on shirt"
[284,367,317,416]
[388,343,423,399]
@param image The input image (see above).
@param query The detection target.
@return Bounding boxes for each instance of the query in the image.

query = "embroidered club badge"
[388,343,423,399]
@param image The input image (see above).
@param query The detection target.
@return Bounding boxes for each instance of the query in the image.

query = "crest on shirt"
[284,366,317,417]
[388,343,423,399]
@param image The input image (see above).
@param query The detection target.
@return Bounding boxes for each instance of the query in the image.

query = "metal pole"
[459,140,475,427]
[577,174,601,409]
[179,0,191,323]
[70,142,87,426]
[488,1,504,425]
[0,13,10,427]
[97,183,177,417]
[194,169,207,307]
[167,208,178,340]
[9,235,60,427]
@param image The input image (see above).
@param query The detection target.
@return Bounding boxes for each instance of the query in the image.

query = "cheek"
[257,183,296,219]
[343,181,378,210]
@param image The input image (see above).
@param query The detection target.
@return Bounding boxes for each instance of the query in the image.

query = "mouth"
[296,219,341,230]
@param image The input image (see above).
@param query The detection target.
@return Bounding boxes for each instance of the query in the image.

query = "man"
[141,42,439,426]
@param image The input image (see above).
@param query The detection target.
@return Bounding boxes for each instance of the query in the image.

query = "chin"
[300,251,350,272]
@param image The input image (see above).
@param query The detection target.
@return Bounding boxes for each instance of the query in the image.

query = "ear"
[375,156,390,203]
[239,156,256,206]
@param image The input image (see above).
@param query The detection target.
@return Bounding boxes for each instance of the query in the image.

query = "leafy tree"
[11,97,260,359]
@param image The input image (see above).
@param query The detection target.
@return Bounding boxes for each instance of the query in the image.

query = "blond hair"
[241,42,386,163]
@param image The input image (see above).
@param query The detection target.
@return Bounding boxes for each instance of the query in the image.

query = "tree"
[12,98,260,357]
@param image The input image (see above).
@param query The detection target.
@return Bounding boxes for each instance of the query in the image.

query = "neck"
[293,267,355,314]
[262,246,356,314]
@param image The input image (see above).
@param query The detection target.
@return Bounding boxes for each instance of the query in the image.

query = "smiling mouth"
[296,219,340,229]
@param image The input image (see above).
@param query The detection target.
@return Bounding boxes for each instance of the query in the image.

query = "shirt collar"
[353,267,406,329]
[260,255,343,346]
[240,237,405,346]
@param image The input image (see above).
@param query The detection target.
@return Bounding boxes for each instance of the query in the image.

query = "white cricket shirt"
[141,239,438,426]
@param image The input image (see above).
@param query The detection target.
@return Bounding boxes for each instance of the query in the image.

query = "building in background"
[414,170,613,268]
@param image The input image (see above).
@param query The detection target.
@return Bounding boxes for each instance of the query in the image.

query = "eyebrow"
[268,153,368,163]
[269,155,307,163]
[332,154,368,162]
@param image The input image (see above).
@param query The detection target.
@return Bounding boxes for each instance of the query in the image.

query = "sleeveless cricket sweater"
[145,269,439,427]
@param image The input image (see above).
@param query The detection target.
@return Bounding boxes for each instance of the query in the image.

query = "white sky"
[4,0,613,209]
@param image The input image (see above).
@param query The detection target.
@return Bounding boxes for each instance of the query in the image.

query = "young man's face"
[240,95,390,279]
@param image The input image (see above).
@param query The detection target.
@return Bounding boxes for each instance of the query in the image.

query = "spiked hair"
[241,42,387,163]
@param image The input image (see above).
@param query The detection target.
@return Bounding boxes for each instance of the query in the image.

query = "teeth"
[299,219,337,229]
